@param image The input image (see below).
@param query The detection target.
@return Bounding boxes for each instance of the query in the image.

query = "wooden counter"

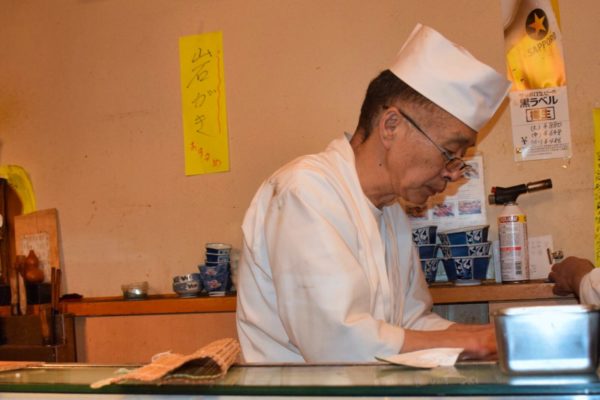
[1,280,567,317]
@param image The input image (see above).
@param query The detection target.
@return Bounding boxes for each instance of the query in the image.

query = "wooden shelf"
[61,293,237,316]
[428,279,568,304]
[0,294,237,317]
[0,281,569,318]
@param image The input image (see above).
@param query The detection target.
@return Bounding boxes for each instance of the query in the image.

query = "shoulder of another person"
[588,267,600,279]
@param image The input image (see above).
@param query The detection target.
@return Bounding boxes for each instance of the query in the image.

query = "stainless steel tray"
[493,304,600,374]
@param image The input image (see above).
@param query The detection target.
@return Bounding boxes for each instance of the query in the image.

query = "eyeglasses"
[397,109,472,176]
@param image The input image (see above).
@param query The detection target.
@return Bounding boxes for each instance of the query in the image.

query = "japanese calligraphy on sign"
[502,0,572,161]
[179,31,229,175]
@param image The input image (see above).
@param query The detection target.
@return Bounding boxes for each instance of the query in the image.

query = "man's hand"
[444,323,497,360]
[402,323,496,360]
[548,256,594,298]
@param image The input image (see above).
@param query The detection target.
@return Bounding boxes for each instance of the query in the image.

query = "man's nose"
[442,168,463,182]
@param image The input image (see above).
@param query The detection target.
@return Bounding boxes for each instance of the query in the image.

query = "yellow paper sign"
[594,108,600,267]
[179,31,229,175]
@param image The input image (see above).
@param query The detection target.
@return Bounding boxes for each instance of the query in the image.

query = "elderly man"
[236,24,511,363]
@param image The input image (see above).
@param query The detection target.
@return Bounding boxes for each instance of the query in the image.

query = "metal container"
[493,304,600,374]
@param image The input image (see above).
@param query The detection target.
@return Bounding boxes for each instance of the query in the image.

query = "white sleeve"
[401,248,453,331]
[263,172,404,362]
[384,205,453,332]
[579,268,600,305]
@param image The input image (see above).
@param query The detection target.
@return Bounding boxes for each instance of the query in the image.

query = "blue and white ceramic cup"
[206,253,230,263]
[198,263,230,292]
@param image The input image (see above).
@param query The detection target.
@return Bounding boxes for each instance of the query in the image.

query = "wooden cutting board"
[14,209,60,284]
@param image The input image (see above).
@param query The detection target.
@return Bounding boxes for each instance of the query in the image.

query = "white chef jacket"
[579,268,600,305]
[236,134,452,363]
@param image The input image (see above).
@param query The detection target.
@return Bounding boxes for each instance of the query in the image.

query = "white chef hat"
[390,23,511,131]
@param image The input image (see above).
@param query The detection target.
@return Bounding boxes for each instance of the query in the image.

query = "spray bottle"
[488,179,553,283]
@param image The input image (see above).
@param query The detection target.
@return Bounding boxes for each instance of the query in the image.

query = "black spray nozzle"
[488,179,553,205]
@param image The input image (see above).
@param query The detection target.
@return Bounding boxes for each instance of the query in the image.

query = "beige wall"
[1,0,599,298]
[75,312,237,364]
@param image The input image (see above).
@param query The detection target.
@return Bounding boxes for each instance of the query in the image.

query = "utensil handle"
[51,267,57,314]
[55,268,62,313]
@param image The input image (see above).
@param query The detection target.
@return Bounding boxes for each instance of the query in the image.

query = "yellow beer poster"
[502,0,572,162]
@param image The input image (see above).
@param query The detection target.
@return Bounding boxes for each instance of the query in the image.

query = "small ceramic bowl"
[412,225,438,245]
[442,256,491,281]
[420,258,441,284]
[173,281,202,298]
[173,273,202,284]
[205,243,232,256]
[417,244,439,259]
[437,225,489,246]
[439,242,492,258]
[173,273,202,297]
[121,281,148,300]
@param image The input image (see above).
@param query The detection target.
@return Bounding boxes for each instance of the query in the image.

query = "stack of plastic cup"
[199,243,231,296]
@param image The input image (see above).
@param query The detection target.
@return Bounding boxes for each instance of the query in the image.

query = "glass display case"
[0,362,598,399]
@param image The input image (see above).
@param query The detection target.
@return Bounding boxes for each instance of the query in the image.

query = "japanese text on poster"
[179,31,229,175]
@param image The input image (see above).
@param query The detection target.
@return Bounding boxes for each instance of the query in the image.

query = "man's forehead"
[426,111,477,148]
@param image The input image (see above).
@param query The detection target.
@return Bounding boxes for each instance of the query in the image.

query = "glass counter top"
[0,361,598,397]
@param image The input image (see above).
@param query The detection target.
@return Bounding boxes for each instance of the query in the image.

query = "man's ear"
[379,107,401,149]
[384,114,399,131]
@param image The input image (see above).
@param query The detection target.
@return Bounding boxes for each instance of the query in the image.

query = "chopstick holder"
[90,338,240,389]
